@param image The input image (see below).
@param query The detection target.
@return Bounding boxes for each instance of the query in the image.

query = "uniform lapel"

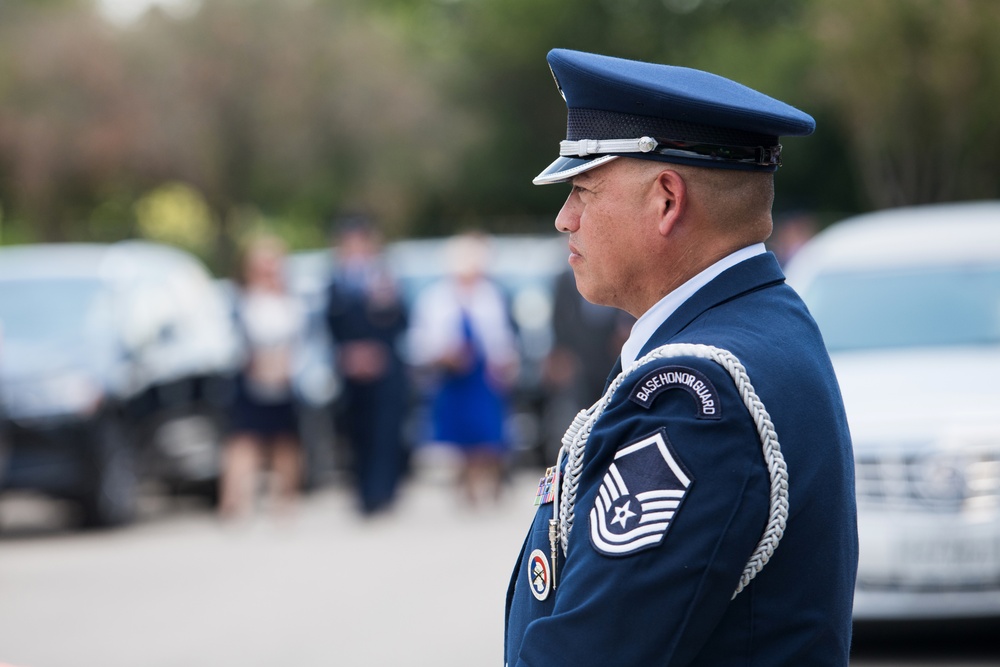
[639,253,786,355]
[602,355,623,393]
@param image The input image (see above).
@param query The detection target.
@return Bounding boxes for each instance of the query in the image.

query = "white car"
[784,201,1000,621]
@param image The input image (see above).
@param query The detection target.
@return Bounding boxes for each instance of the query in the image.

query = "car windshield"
[804,264,1000,352]
[0,278,110,343]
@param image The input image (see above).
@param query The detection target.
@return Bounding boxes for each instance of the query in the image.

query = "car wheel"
[175,477,221,507]
[79,417,138,528]
[154,410,223,506]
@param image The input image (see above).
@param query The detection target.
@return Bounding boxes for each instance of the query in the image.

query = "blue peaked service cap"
[533,49,816,185]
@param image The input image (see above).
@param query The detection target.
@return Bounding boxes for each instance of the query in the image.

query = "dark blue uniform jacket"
[505,252,858,666]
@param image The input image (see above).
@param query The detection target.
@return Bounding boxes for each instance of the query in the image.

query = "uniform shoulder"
[609,344,750,421]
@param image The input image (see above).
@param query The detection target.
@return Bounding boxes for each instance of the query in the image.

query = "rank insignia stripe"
[628,364,722,419]
[590,429,694,557]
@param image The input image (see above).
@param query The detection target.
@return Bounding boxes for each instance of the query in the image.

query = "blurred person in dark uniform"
[542,266,632,461]
[769,210,818,267]
[505,49,858,666]
[219,234,305,521]
[325,218,409,516]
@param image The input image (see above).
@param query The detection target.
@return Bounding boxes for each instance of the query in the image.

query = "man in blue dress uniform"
[505,49,858,666]
[325,218,410,516]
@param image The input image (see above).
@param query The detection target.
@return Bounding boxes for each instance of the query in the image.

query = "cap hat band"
[566,107,775,147]
[559,136,782,168]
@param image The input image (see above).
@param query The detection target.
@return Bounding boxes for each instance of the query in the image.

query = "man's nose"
[555,195,580,233]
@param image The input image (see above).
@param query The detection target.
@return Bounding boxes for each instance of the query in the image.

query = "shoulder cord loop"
[553,343,789,599]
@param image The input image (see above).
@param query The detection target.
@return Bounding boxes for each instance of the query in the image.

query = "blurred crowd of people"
[0,212,812,526]
[217,220,633,522]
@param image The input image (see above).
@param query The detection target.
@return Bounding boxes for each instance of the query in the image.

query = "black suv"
[0,241,241,527]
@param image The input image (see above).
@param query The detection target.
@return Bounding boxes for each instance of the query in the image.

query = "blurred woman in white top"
[219,234,306,521]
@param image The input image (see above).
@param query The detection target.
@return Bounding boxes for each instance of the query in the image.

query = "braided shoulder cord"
[555,343,789,599]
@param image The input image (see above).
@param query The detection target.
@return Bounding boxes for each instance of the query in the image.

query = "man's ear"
[654,169,687,237]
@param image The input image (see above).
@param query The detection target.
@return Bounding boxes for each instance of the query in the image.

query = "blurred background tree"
[0,1,141,243]
[0,0,997,270]
[809,0,1000,209]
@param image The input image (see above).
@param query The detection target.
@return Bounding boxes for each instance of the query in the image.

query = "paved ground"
[1,455,997,667]
[0,457,538,667]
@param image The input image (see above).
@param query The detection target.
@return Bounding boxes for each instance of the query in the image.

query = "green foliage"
[0,0,996,262]
[135,182,215,255]
[389,0,854,229]
[808,0,1000,207]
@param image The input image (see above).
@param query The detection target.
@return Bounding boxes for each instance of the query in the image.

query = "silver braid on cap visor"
[552,343,789,599]
[559,136,782,168]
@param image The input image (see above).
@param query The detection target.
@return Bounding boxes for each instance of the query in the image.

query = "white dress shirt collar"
[620,243,766,368]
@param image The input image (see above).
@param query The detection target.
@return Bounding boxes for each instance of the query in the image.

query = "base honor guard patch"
[629,365,721,419]
[590,429,693,557]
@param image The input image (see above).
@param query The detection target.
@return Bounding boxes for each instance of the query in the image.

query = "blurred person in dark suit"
[325,218,409,516]
[769,211,818,267]
[542,267,632,461]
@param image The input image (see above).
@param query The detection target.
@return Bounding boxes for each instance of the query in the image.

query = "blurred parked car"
[784,201,1000,622]
[0,241,241,527]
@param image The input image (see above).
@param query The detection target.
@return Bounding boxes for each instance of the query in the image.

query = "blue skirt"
[431,367,506,450]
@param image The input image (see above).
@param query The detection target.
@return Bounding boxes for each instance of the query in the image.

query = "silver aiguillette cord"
[549,343,789,599]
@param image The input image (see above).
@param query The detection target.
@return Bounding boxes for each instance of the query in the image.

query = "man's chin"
[572,276,606,307]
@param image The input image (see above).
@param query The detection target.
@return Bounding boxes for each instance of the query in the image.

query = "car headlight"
[3,373,104,422]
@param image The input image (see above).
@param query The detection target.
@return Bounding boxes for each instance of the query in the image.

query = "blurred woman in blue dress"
[408,232,520,505]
